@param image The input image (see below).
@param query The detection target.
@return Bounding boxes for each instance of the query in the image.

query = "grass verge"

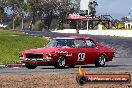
[0,30,48,65]
[0,29,23,35]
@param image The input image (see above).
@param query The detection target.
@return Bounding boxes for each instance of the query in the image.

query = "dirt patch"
[0,72,131,88]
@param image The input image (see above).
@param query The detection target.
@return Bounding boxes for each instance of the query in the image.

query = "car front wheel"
[25,64,37,69]
[54,56,66,69]
[95,55,106,67]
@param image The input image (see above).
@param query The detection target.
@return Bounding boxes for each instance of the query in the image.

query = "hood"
[22,47,60,54]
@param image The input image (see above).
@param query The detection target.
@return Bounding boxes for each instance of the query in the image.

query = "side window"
[74,39,84,48]
[86,40,96,48]
[66,39,74,48]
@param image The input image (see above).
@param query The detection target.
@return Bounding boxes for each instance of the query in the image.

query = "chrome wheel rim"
[99,55,105,65]
[58,57,66,67]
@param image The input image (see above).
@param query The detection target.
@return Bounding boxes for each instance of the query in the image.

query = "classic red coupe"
[19,36,115,69]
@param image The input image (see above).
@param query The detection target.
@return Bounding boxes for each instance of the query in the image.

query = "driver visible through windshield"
[45,39,74,48]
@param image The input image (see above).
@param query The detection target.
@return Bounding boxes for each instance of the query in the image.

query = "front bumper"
[27,58,52,61]
[20,58,53,62]
[20,58,54,65]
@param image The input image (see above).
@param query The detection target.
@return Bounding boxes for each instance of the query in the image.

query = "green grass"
[0,31,48,64]
[0,29,23,35]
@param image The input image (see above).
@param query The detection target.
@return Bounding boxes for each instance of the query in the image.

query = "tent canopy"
[67,13,92,20]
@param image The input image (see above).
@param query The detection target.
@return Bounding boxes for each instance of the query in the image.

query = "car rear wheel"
[25,64,37,69]
[54,56,66,69]
[95,55,106,67]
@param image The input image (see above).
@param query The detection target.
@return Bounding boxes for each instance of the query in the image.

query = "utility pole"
[86,10,89,34]
[86,1,91,34]
[128,12,131,21]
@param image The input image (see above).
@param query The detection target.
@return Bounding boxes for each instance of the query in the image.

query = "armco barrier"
[79,29,132,37]
[52,29,132,37]
[52,29,77,33]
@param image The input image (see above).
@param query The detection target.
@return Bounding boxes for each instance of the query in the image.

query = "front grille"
[26,54,43,58]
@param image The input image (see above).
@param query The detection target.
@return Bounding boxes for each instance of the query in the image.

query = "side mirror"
[95,46,99,50]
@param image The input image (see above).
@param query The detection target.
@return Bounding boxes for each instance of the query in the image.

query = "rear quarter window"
[86,40,96,48]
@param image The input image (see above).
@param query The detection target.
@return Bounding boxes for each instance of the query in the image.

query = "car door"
[84,39,100,64]
[74,39,88,65]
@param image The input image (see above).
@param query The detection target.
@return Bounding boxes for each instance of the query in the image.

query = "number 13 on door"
[78,53,85,61]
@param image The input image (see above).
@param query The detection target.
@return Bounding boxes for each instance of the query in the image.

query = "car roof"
[54,36,90,39]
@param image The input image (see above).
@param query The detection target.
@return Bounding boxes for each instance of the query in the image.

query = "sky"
[95,0,132,20]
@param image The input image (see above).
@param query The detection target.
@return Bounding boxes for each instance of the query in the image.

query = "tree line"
[0,0,98,31]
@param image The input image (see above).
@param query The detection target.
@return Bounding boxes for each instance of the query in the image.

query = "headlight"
[46,53,52,60]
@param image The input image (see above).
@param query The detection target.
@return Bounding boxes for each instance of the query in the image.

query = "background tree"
[6,0,27,30]
[42,0,60,30]
[88,1,98,18]
[2,0,90,31]
[18,0,27,30]
[121,17,129,22]
[27,0,43,30]
[0,0,7,23]
[57,0,71,30]
[6,0,18,30]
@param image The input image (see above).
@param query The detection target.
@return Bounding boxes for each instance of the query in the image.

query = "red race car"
[19,36,115,69]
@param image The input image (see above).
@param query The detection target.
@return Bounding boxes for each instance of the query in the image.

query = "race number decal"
[78,53,85,61]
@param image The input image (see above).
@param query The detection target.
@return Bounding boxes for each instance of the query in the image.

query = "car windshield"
[45,39,74,48]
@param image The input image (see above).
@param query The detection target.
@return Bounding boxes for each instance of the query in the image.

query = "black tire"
[25,64,37,69]
[54,56,66,69]
[95,55,106,67]
[76,76,87,86]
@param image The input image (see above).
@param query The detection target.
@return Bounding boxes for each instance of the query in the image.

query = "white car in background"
[0,24,8,28]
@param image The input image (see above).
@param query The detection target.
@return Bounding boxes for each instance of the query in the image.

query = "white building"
[125,21,132,29]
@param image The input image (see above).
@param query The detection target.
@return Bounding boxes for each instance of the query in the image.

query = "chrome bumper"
[20,58,52,62]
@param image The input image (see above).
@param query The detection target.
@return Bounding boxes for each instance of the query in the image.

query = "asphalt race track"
[0,31,132,74]
[0,57,132,74]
